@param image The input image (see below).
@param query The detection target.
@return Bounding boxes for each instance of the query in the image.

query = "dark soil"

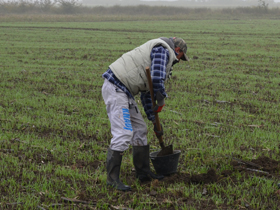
[190,168,218,184]
[161,168,218,185]
[231,155,280,177]
[251,156,280,173]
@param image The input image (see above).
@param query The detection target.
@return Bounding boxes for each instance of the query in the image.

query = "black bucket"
[150,150,181,175]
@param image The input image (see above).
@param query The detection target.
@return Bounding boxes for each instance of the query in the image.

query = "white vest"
[109,38,177,96]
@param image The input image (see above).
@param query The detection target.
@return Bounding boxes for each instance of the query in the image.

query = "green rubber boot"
[106,148,131,191]
[132,145,164,182]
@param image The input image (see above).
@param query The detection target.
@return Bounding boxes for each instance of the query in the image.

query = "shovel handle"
[145,67,165,149]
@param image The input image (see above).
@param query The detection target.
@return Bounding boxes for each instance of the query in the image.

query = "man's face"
[175,47,184,61]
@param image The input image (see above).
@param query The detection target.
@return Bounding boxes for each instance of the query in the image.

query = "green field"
[1,17,280,209]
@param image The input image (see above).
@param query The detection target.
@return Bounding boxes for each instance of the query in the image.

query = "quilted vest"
[109,38,177,96]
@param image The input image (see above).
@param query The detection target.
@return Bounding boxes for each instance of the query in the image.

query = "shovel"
[145,67,173,157]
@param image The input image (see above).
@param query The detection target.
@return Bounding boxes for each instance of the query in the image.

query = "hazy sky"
[1,0,279,3]
[142,0,280,1]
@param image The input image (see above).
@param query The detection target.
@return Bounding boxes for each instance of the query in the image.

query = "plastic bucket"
[150,150,181,175]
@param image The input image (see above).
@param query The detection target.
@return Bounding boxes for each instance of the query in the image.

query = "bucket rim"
[150,150,181,158]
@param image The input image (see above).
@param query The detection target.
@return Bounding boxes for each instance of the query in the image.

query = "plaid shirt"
[102,45,170,122]
[102,68,134,99]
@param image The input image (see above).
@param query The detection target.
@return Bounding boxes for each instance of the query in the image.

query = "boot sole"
[107,183,131,191]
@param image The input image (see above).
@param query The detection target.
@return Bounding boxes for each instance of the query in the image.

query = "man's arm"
[141,45,169,122]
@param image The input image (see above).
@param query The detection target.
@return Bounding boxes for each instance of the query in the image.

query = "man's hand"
[153,91,165,113]
[153,122,163,139]
[153,104,165,113]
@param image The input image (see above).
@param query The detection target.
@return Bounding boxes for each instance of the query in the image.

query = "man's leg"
[102,79,132,191]
[128,99,148,147]
[102,79,133,151]
[129,99,164,181]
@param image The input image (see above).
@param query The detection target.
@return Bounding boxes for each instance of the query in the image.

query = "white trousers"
[102,79,148,151]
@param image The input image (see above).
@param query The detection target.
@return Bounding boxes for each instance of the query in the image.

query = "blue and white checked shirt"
[102,45,171,122]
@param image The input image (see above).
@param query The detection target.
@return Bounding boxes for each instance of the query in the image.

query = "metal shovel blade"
[157,144,173,157]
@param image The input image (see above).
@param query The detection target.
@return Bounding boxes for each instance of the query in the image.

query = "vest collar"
[159,37,175,51]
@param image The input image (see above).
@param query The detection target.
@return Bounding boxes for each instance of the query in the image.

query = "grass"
[0,16,280,209]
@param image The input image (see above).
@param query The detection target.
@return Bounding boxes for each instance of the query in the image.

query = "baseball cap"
[173,37,189,61]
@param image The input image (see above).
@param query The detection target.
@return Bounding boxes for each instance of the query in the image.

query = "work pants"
[102,79,148,151]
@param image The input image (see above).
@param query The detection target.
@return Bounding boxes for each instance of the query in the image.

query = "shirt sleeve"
[141,46,169,122]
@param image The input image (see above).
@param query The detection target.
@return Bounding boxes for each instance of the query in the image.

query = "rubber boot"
[132,145,164,182]
[106,148,131,191]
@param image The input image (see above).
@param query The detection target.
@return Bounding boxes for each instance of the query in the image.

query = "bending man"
[102,37,189,191]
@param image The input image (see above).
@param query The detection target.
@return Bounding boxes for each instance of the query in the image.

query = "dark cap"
[172,37,189,61]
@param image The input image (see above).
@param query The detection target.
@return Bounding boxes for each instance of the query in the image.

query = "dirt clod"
[190,168,217,184]
[251,156,280,172]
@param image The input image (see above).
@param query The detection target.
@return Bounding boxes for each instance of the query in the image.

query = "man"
[102,37,188,191]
